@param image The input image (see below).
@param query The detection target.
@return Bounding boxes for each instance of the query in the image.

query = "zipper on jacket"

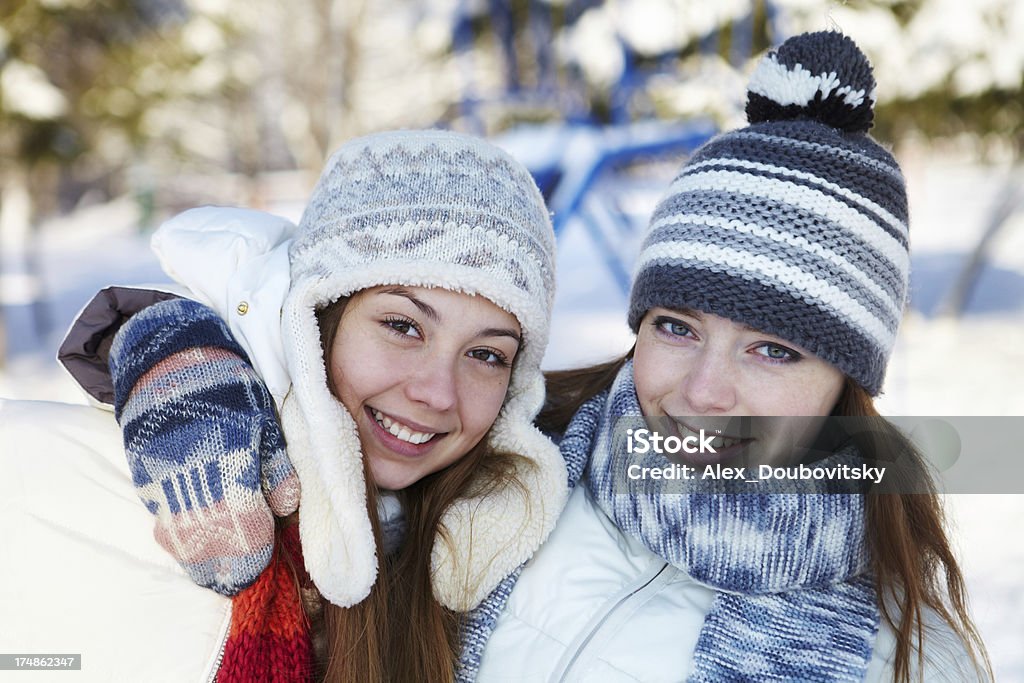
[550,561,675,682]
[207,601,233,683]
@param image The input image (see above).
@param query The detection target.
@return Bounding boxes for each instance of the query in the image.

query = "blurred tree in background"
[444,0,1024,154]
[1,0,1022,223]
[1,0,192,358]
[1,0,193,222]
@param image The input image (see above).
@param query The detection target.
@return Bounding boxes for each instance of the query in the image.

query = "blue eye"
[653,316,694,338]
[753,343,800,363]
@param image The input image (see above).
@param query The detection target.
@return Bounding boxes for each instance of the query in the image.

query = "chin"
[368,462,422,492]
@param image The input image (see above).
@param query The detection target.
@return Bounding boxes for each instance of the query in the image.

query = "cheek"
[746,386,800,415]
[459,373,511,437]
[748,368,843,416]
[802,366,844,415]
[328,329,393,408]
[633,337,677,414]
[632,362,658,414]
[756,418,825,465]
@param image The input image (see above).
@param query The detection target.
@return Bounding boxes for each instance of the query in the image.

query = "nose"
[678,348,737,414]
[404,352,458,412]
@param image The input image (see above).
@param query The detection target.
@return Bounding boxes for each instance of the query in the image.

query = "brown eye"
[468,348,511,368]
[382,316,421,338]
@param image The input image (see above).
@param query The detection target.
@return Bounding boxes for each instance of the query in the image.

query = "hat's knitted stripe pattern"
[633,266,888,389]
[729,131,902,181]
[645,209,902,323]
[637,225,899,350]
[629,128,908,395]
[680,160,907,250]
[686,127,909,245]
[292,138,555,316]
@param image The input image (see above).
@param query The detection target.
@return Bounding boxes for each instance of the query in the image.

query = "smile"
[675,420,745,450]
[371,408,439,445]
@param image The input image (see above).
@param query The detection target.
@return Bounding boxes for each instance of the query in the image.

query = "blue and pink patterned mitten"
[108,298,300,595]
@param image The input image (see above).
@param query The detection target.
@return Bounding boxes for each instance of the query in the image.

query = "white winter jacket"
[0,399,231,682]
[475,483,982,682]
[1,208,294,682]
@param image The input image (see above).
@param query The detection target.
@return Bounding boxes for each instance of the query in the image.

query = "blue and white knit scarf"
[458,361,879,682]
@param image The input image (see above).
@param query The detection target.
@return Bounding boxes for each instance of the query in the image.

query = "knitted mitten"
[109,297,300,595]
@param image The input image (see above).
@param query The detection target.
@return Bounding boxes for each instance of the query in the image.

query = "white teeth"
[372,409,436,445]
[676,422,701,441]
[676,422,741,449]
[394,426,434,444]
[706,435,740,449]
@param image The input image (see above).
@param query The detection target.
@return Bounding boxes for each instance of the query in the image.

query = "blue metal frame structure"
[450,0,785,293]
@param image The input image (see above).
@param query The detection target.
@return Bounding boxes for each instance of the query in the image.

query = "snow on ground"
[1,148,1022,678]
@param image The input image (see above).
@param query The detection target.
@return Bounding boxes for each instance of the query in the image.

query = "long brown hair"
[311,296,526,682]
[538,352,991,683]
[833,377,991,682]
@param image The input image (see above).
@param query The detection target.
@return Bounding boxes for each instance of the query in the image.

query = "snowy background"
[2,0,1023,678]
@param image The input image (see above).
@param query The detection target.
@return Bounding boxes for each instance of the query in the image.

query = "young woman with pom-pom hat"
[468,31,992,682]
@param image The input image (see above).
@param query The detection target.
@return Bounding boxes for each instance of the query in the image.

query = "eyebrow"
[665,306,760,334]
[379,287,521,345]
[478,327,522,345]
[380,287,440,323]
[663,306,702,321]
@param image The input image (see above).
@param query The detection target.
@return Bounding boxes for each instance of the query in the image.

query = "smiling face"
[325,285,521,490]
[633,307,844,465]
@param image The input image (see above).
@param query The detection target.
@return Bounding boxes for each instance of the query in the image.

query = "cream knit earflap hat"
[279,129,565,611]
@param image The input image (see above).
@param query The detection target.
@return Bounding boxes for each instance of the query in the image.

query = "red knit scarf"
[216,524,314,682]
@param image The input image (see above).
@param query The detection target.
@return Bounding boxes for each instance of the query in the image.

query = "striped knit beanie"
[277,130,566,611]
[628,31,909,396]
